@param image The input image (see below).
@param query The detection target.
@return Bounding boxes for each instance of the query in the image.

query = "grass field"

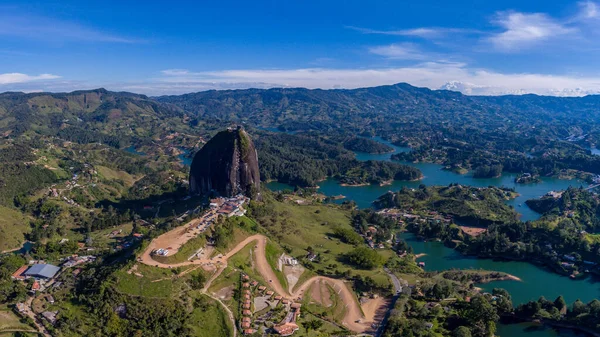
[263,201,354,261]
[96,165,136,187]
[88,222,134,250]
[227,241,271,287]
[207,266,243,321]
[295,311,347,337]
[114,264,178,298]
[264,241,288,290]
[0,305,35,334]
[214,217,258,255]
[302,282,347,325]
[0,206,29,252]
[259,201,394,290]
[186,294,233,337]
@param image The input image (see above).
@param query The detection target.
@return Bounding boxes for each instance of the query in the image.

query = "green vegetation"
[383,283,511,337]
[113,264,176,298]
[344,247,385,269]
[385,186,600,279]
[0,255,27,304]
[332,226,363,245]
[515,296,600,335]
[302,282,347,325]
[2,85,600,336]
[343,137,393,154]
[0,206,29,252]
[256,132,421,187]
[264,241,288,290]
[0,305,35,334]
[186,295,232,337]
[376,184,519,226]
[0,144,58,206]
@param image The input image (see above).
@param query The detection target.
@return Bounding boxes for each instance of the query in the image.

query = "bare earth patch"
[309,279,333,307]
[253,296,271,312]
[215,286,234,301]
[361,297,389,323]
[283,264,305,293]
[460,226,487,237]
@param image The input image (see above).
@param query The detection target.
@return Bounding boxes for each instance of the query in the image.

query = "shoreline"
[340,183,370,187]
[502,315,600,337]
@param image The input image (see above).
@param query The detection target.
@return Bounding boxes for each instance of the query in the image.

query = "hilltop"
[189,127,260,198]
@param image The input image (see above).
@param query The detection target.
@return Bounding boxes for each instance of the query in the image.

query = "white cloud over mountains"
[6,64,600,97]
[0,73,60,85]
[148,63,600,96]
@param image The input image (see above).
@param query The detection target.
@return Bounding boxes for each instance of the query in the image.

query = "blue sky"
[2,0,600,95]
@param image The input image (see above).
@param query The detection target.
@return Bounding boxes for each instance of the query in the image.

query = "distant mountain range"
[2,83,600,141]
[439,81,600,97]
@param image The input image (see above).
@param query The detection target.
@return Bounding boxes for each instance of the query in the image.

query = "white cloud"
[577,1,600,19]
[488,11,576,51]
[161,69,191,76]
[368,43,430,60]
[0,73,60,85]
[3,65,600,96]
[0,11,141,43]
[347,26,479,39]
[147,64,600,96]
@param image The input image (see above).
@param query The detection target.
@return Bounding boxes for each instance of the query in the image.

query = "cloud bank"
[0,73,60,85]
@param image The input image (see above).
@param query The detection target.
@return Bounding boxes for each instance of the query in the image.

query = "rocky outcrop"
[189,127,260,198]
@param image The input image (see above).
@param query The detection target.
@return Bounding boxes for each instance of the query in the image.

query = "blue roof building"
[24,264,60,279]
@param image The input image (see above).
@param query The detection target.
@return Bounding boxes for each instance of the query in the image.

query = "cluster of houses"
[47,163,100,206]
[239,274,302,336]
[373,209,452,249]
[61,255,96,268]
[12,253,98,292]
[209,194,249,217]
[377,209,452,227]
[543,243,600,278]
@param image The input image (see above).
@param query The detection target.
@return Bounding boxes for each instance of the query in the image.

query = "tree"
[553,295,567,314]
[492,288,513,315]
[189,272,207,290]
[571,299,588,316]
[463,296,498,337]
[304,319,323,331]
[453,326,472,337]
[344,247,385,269]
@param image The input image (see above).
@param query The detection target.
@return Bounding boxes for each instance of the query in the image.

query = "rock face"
[189,127,260,198]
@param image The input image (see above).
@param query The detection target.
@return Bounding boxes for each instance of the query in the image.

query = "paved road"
[374,268,406,337]
[384,268,403,294]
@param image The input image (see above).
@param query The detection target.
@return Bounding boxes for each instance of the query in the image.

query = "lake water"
[178,148,193,166]
[267,137,584,222]
[401,233,600,305]
[124,145,146,156]
[496,322,586,337]
[265,135,596,336]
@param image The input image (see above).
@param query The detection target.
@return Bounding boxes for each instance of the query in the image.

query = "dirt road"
[290,276,368,332]
[140,229,371,332]
[21,296,51,337]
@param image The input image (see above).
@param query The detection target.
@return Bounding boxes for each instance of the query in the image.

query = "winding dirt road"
[140,232,371,332]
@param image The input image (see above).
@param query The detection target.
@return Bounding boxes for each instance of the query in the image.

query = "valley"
[1,86,600,337]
